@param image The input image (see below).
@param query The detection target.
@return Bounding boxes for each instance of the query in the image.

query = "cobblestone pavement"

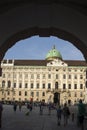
[0,105,85,130]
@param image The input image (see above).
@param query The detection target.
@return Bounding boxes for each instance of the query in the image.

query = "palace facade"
[0,46,87,105]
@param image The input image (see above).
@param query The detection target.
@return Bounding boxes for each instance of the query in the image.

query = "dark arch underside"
[0,27,87,61]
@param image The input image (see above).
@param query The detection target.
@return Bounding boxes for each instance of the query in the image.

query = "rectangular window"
[25,91,27,96]
[7,91,10,95]
[8,73,11,78]
[19,74,22,79]
[55,82,58,89]
[12,90,15,96]
[68,75,71,79]
[74,84,77,89]
[36,92,39,97]
[13,74,16,78]
[42,92,45,96]
[69,93,71,97]
[25,74,28,78]
[48,74,51,79]
[43,74,45,79]
[74,75,77,79]
[31,92,34,97]
[25,83,28,88]
[42,83,45,89]
[48,83,51,89]
[31,74,34,79]
[56,74,58,79]
[8,81,11,88]
[19,83,22,88]
[80,92,83,97]
[63,84,66,89]
[2,81,5,87]
[63,75,66,79]
[80,84,83,89]
[74,92,77,97]
[13,83,16,88]
[36,83,39,89]
[37,74,40,79]
[86,70,87,79]
[80,75,83,79]
[19,91,21,96]
[31,83,33,89]
[68,84,71,89]
[2,74,5,78]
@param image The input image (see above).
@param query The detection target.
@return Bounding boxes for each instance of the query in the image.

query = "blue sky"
[4,36,85,60]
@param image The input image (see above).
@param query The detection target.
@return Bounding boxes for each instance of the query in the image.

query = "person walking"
[62,103,70,126]
[56,105,62,126]
[13,101,17,112]
[0,102,3,128]
[48,102,51,115]
[19,102,22,111]
[39,101,43,115]
[77,99,86,130]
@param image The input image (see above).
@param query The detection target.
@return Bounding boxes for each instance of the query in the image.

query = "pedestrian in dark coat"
[77,99,86,130]
[0,102,3,128]
[62,103,70,126]
[13,102,17,112]
[56,105,62,125]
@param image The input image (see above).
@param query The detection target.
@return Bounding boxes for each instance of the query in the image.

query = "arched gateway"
[0,1,87,64]
[0,1,87,104]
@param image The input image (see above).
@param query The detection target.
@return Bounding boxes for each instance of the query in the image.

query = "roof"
[14,60,48,66]
[65,60,87,66]
[2,59,87,67]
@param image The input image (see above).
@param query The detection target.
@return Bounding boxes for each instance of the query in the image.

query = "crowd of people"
[0,99,86,129]
[39,101,71,126]
[38,99,86,130]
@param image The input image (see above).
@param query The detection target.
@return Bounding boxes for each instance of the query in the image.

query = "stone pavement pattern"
[1,105,85,130]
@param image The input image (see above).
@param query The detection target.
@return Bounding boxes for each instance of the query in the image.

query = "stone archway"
[0,27,87,61]
[0,2,87,73]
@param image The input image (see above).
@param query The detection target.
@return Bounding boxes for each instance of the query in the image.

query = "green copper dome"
[46,45,62,60]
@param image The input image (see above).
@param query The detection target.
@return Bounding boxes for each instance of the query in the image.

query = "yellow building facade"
[0,46,87,105]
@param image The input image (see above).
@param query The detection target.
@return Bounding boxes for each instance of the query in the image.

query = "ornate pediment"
[47,59,68,67]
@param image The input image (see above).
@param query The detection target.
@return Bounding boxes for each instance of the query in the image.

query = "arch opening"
[3,35,84,61]
[0,34,87,107]
[1,28,87,61]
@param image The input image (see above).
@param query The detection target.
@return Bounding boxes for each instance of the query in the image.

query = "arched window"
[8,80,11,88]
[48,83,51,89]
[2,80,5,87]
